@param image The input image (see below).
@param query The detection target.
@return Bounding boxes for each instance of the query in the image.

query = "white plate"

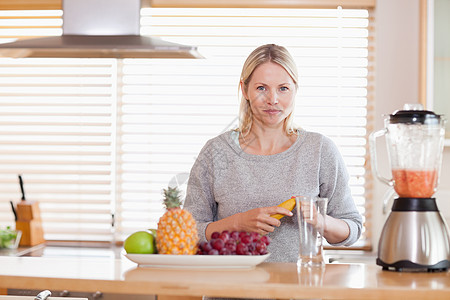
[124,253,270,269]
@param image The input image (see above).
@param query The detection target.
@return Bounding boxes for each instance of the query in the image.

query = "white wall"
[372,0,450,252]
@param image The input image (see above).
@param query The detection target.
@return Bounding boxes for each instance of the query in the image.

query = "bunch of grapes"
[196,230,270,255]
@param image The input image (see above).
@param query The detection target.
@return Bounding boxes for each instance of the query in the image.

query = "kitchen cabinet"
[421,0,450,141]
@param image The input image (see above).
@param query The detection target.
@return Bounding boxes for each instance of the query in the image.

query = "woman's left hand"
[299,201,326,233]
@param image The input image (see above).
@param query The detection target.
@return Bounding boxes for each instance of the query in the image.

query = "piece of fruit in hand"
[270,196,296,220]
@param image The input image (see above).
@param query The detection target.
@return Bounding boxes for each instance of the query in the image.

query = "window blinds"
[0,59,117,241]
[0,6,373,247]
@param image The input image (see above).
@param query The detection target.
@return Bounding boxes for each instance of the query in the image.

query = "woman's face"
[242,62,296,130]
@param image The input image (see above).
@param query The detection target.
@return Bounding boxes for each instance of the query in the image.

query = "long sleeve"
[318,136,363,246]
[184,140,217,243]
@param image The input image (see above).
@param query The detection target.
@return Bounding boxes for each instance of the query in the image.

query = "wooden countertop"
[0,255,449,299]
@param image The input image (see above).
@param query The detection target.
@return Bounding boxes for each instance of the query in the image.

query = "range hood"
[0,0,202,59]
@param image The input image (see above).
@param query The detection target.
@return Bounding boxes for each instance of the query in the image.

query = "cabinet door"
[422,0,450,140]
[432,0,450,139]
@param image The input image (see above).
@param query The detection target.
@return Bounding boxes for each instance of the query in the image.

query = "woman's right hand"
[205,205,293,239]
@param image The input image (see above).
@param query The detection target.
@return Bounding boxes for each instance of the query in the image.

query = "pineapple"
[156,186,199,255]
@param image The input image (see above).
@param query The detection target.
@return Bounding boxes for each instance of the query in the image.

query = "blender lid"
[389,109,442,124]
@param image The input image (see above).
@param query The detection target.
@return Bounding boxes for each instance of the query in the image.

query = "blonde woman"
[184,44,362,264]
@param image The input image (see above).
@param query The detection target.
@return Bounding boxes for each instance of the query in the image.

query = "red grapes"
[196,231,270,255]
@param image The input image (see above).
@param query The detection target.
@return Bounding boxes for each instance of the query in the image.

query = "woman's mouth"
[263,109,281,115]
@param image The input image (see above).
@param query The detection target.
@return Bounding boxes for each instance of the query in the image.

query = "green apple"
[124,231,156,254]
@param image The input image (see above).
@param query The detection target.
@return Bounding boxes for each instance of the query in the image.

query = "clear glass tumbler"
[296,196,328,268]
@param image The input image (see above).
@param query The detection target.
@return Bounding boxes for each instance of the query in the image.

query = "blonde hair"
[238,44,299,137]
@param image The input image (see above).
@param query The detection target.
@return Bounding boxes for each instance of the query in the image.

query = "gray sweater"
[184,130,362,263]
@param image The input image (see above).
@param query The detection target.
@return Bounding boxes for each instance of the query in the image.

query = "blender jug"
[370,105,445,198]
[370,104,450,272]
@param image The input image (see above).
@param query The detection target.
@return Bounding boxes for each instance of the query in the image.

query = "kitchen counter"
[0,244,44,257]
[0,254,449,299]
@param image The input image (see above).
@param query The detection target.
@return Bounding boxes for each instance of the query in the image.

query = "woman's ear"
[240,80,248,100]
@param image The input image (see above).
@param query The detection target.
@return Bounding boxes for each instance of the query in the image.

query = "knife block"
[15,201,45,246]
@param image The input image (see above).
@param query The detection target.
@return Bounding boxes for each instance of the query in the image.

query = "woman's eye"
[256,86,266,91]
[280,86,289,92]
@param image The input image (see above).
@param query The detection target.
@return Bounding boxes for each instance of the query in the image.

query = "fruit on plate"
[197,230,270,255]
[124,230,156,254]
[270,196,296,220]
[156,186,199,255]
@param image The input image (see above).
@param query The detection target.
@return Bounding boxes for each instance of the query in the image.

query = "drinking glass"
[296,196,328,268]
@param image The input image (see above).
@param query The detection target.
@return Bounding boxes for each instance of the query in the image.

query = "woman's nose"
[267,91,279,105]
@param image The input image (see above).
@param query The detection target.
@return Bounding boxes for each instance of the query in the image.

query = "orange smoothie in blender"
[392,169,437,198]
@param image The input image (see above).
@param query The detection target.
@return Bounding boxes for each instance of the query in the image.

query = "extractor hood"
[0,0,202,59]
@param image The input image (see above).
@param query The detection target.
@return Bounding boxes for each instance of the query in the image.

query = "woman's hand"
[299,201,350,244]
[205,205,293,239]
[235,206,294,235]
[300,201,326,233]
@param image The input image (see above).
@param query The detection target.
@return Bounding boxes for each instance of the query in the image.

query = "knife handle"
[9,200,17,221]
[18,174,26,201]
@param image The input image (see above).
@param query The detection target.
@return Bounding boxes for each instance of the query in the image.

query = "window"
[0,5,373,248]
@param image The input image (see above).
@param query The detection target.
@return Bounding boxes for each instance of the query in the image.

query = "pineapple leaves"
[162,186,183,209]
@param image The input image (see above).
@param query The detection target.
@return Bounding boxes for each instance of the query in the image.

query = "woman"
[184,44,362,263]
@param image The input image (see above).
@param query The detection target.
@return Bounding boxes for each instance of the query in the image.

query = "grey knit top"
[184,129,363,263]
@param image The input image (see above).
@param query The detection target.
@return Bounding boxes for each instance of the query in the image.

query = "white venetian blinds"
[0,6,373,247]
[0,9,111,241]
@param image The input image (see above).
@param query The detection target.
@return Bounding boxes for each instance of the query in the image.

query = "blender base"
[376,258,450,272]
[377,198,450,272]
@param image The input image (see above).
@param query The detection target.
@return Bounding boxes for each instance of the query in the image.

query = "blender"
[370,104,450,272]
